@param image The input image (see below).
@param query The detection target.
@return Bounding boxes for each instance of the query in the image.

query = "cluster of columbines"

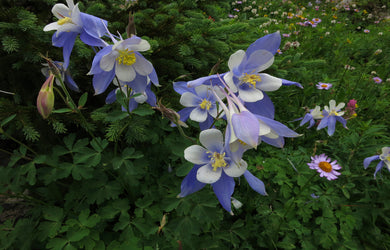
[41,0,388,214]
[42,0,159,115]
[173,32,303,214]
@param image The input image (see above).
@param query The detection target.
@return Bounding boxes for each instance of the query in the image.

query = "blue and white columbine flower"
[43,0,108,68]
[223,32,283,103]
[317,100,347,136]
[178,128,267,214]
[88,34,159,95]
[364,147,390,178]
[177,85,221,130]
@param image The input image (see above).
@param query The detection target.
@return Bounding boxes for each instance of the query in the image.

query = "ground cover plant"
[0,0,389,249]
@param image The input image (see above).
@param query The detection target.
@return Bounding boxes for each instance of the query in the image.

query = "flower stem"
[0,130,37,156]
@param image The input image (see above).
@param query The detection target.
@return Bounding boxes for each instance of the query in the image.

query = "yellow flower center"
[199,99,212,110]
[321,84,328,88]
[330,110,339,116]
[116,49,136,66]
[240,73,261,88]
[211,152,227,171]
[57,17,72,25]
[319,161,332,173]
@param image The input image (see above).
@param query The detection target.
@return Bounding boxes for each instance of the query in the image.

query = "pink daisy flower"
[373,77,382,84]
[316,82,332,90]
[308,154,341,180]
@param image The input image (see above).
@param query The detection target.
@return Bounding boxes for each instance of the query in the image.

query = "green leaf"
[1,114,16,127]
[79,209,101,228]
[52,108,73,114]
[78,92,88,108]
[132,105,155,116]
[20,161,36,185]
[43,206,64,222]
[67,228,90,242]
[46,238,68,250]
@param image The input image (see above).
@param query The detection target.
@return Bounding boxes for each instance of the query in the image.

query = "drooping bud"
[37,74,55,119]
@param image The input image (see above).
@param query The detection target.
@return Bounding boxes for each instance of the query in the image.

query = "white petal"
[43,22,61,31]
[208,106,218,118]
[197,165,222,184]
[224,159,247,177]
[329,100,336,110]
[180,92,199,107]
[199,128,224,151]
[335,102,345,110]
[133,54,153,76]
[239,87,264,102]
[134,93,147,103]
[258,121,271,136]
[115,63,136,82]
[52,4,70,19]
[223,72,238,93]
[249,50,274,72]
[71,3,81,25]
[184,145,208,164]
[100,51,117,72]
[257,74,282,91]
[190,108,208,122]
[123,39,151,52]
[228,50,246,71]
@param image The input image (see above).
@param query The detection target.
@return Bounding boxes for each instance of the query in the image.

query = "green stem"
[0,130,37,156]
[56,76,103,150]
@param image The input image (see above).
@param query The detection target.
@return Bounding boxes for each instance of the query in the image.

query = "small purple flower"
[364,147,390,178]
[316,82,332,90]
[373,77,382,84]
[298,105,323,128]
[308,154,341,181]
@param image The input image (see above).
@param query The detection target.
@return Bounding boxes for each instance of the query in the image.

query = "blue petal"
[89,45,113,75]
[211,172,235,213]
[336,116,348,128]
[93,70,115,95]
[244,93,274,119]
[128,74,148,93]
[261,136,285,148]
[257,115,300,137]
[327,116,336,136]
[282,78,303,89]
[80,13,108,46]
[52,32,78,69]
[374,161,384,178]
[187,73,226,88]
[299,113,312,127]
[148,69,159,86]
[145,86,157,107]
[64,70,80,92]
[243,170,267,195]
[246,32,281,57]
[171,107,193,127]
[231,111,259,147]
[199,115,214,130]
[178,165,206,197]
[363,155,380,169]
[105,89,117,104]
[173,81,193,95]
[317,116,329,130]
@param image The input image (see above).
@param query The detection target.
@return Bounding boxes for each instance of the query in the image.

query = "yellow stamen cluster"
[321,84,328,88]
[199,99,212,110]
[211,152,227,171]
[57,17,72,25]
[319,161,332,173]
[240,73,261,88]
[329,110,339,116]
[116,49,136,66]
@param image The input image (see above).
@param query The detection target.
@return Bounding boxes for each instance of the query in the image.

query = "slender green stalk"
[0,130,37,156]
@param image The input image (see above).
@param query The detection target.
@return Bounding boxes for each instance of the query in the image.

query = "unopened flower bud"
[37,74,55,119]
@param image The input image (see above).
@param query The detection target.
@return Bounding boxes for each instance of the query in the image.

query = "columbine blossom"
[43,0,108,68]
[316,82,332,90]
[364,147,390,178]
[88,34,159,95]
[178,128,267,214]
[308,154,341,180]
[223,32,284,103]
[317,100,347,136]
[37,74,55,119]
[173,83,222,130]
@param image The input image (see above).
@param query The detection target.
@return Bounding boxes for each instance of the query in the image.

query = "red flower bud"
[37,74,55,119]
